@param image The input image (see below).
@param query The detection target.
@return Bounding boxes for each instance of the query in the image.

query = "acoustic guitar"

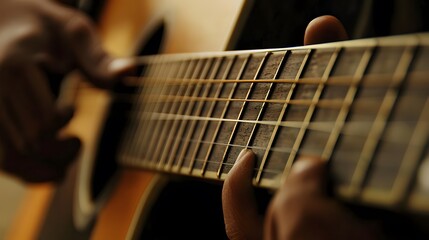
[6,0,429,239]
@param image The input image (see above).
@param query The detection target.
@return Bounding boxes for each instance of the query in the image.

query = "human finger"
[264,158,378,240]
[0,101,25,151]
[25,64,75,138]
[304,15,348,45]
[222,149,263,240]
[60,10,135,88]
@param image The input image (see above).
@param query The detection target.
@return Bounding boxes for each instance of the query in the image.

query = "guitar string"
[77,71,428,93]
[119,112,415,151]
[118,132,409,173]
[109,74,427,104]
[120,71,428,87]
[112,46,426,177]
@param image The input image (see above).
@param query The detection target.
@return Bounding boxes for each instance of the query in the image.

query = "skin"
[0,2,385,238]
[222,16,379,240]
[0,0,133,182]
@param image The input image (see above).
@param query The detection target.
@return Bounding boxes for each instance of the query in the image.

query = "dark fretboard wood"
[118,33,429,214]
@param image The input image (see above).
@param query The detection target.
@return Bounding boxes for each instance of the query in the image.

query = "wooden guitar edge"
[91,169,166,240]
[6,184,55,240]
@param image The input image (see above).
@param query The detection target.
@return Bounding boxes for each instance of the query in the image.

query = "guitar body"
[7,0,250,239]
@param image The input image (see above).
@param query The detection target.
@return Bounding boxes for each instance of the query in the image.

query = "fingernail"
[108,58,135,73]
[291,158,317,175]
[236,149,252,163]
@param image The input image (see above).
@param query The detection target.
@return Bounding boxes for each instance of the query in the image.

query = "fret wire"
[256,49,310,183]
[245,52,285,150]
[145,60,193,166]
[135,61,176,166]
[166,58,214,171]
[243,51,288,182]
[118,62,158,166]
[216,52,270,178]
[281,47,341,183]
[138,61,185,166]
[127,61,165,166]
[163,59,210,169]
[321,47,375,160]
[348,44,417,198]
[156,59,203,168]
[186,57,233,174]
[392,98,429,204]
[175,58,222,172]
[200,55,249,176]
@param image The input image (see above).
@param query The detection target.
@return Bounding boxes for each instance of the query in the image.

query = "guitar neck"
[117,33,429,213]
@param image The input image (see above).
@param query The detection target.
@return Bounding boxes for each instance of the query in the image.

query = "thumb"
[304,15,348,45]
[222,149,263,240]
[62,12,134,88]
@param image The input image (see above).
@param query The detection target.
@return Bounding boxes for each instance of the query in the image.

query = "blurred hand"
[0,0,133,182]
[222,16,380,240]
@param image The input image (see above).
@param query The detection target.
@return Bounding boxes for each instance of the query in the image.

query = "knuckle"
[270,188,316,236]
[0,24,43,66]
[64,13,92,39]
[9,21,44,47]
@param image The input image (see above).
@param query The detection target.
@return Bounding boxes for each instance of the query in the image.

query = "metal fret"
[200,55,250,176]
[181,58,224,174]
[321,47,375,160]
[232,51,287,181]
[157,59,203,168]
[128,61,165,166]
[281,48,341,182]
[163,59,210,169]
[348,44,417,198]
[256,50,309,183]
[167,58,215,170]
[139,61,186,166]
[119,62,160,165]
[244,53,285,149]
[393,99,429,204]
[137,61,179,166]
[216,52,269,177]
[145,60,194,166]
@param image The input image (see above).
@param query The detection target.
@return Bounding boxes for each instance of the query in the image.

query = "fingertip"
[108,58,137,75]
[288,157,327,184]
[226,149,255,187]
[222,148,262,240]
[304,15,348,45]
[235,148,255,165]
[290,157,322,174]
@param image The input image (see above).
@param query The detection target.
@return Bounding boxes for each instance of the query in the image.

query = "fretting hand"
[221,16,380,240]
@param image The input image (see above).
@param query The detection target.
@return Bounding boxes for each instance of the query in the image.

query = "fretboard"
[117,33,429,214]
